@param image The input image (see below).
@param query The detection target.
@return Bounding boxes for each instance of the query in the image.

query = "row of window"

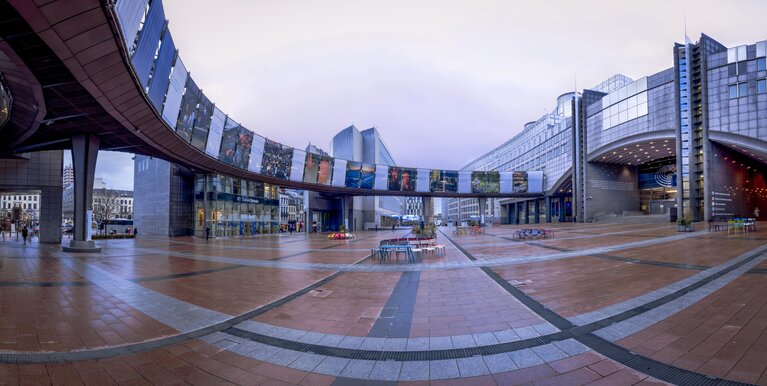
[727,58,766,76]
[1,202,37,210]
[0,195,38,201]
[728,79,767,98]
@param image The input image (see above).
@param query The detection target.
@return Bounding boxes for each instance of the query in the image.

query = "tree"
[92,188,119,234]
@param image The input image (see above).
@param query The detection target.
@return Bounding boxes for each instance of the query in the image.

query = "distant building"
[0,193,40,224]
[62,178,133,221]
[62,164,74,188]
[330,125,402,230]
[279,190,304,230]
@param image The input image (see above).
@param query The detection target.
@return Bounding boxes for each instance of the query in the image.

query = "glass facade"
[600,77,648,130]
[194,174,279,237]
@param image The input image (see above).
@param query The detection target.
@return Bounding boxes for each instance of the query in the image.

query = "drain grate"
[309,289,332,298]
[379,307,397,318]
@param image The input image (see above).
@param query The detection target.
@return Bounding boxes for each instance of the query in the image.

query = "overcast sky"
[77,0,767,190]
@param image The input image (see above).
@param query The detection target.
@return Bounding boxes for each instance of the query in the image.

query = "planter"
[677,224,694,232]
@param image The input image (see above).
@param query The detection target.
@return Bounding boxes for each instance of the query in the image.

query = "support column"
[524,201,530,224]
[511,203,517,224]
[64,135,101,252]
[545,196,552,223]
[340,195,352,231]
[534,199,540,224]
[422,197,434,225]
[559,197,566,222]
[457,198,462,226]
[39,186,62,243]
[478,197,486,225]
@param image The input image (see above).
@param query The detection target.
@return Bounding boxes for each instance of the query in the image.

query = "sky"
[76,0,767,190]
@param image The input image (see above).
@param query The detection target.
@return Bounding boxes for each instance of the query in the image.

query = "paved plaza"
[1,222,767,385]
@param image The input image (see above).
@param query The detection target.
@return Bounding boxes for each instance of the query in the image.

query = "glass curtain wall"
[194,174,279,237]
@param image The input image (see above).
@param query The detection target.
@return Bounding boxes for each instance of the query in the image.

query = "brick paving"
[0,223,765,384]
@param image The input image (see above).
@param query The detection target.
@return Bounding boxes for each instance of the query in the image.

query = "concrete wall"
[584,162,640,221]
[133,155,170,237]
[168,163,194,236]
[0,150,62,243]
[133,156,194,237]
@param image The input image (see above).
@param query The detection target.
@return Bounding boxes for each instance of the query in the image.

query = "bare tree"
[92,188,119,235]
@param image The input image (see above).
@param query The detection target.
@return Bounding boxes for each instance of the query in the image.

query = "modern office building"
[134,155,282,238]
[329,125,403,230]
[444,34,767,225]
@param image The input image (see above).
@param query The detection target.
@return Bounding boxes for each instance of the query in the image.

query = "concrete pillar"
[524,201,530,224]
[457,198,462,226]
[422,197,434,225]
[478,197,486,225]
[39,186,62,243]
[514,203,519,224]
[340,195,353,231]
[64,135,100,252]
[545,196,552,223]
[559,197,566,222]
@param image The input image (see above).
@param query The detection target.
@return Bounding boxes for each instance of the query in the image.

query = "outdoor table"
[379,244,416,263]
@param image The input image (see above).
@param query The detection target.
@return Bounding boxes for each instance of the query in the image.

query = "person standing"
[205,226,211,241]
[133,227,138,237]
[754,207,760,219]
[21,226,28,245]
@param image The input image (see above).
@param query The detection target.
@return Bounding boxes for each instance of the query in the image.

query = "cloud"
[63,151,134,190]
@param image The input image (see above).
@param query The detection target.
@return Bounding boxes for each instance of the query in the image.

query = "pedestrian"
[392,224,395,232]
[754,207,760,219]
[205,226,211,241]
[289,224,293,235]
[133,227,138,237]
[21,226,28,245]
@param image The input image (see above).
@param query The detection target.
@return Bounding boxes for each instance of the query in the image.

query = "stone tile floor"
[1,222,766,384]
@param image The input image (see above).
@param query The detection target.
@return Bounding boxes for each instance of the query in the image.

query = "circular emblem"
[655,164,676,187]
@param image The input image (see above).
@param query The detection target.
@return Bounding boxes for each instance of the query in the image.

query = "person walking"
[205,226,211,241]
[21,226,28,245]
[133,227,138,237]
[754,207,760,219]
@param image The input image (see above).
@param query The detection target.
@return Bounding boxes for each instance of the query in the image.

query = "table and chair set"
[708,217,757,233]
[371,237,446,263]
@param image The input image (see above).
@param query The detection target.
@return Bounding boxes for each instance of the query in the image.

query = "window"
[739,82,748,97]
[729,85,738,98]
[759,58,767,72]
[728,63,737,76]
[759,79,767,94]
[738,61,748,75]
